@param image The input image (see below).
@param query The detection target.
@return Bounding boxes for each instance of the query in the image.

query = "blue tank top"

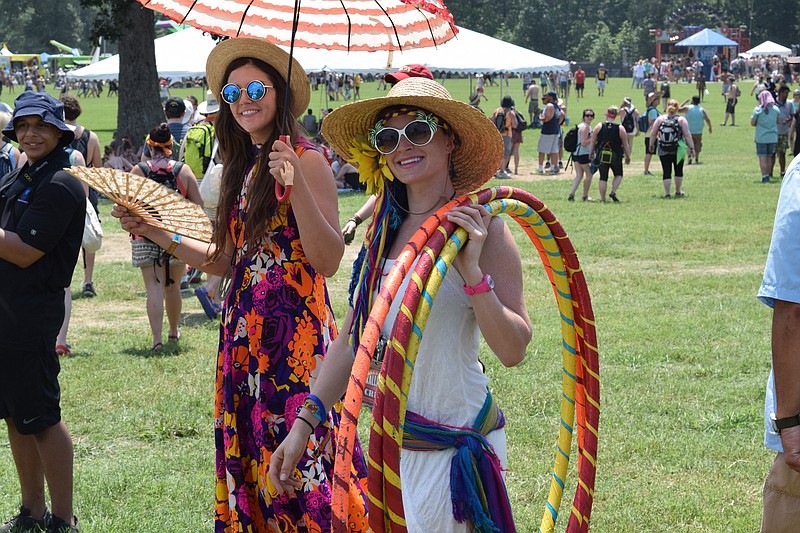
[542,104,561,135]
[685,105,705,135]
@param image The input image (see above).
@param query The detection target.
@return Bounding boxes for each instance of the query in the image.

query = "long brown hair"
[209,57,303,263]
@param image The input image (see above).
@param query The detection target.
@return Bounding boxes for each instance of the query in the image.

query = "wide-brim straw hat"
[206,38,310,120]
[321,77,503,195]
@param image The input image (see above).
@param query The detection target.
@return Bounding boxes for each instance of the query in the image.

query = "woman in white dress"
[270,77,532,532]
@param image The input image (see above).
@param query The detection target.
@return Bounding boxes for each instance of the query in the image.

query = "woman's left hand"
[446,204,491,276]
[268,138,301,186]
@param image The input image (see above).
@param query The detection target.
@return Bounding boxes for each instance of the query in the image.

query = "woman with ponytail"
[649,99,694,198]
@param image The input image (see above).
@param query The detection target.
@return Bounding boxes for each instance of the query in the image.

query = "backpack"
[182,123,214,177]
[563,125,579,153]
[621,108,636,134]
[638,105,656,133]
[494,108,507,132]
[0,143,16,178]
[137,161,187,196]
[513,110,527,132]
[657,116,682,153]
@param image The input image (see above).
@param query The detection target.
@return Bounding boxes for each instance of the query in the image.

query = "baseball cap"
[384,64,434,85]
[2,91,75,147]
[164,96,186,117]
[545,91,558,99]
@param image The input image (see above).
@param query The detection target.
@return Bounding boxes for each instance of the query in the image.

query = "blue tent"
[675,28,737,48]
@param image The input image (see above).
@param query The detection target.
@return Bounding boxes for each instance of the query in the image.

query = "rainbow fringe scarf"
[402,389,515,533]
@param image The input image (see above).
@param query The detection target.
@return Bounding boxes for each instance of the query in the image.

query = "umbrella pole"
[276,0,303,202]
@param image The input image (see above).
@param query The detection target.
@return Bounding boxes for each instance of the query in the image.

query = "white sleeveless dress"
[379,258,508,533]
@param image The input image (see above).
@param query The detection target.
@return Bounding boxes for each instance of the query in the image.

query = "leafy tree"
[80,0,163,150]
[0,0,89,54]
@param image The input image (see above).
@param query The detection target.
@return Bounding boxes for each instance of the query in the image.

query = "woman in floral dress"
[115,38,368,532]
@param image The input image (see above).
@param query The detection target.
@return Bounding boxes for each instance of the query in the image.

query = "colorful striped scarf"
[402,389,515,533]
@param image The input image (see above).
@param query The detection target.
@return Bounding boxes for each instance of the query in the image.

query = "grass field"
[0,75,787,531]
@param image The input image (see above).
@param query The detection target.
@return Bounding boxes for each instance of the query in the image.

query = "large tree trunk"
[116,4,162,150]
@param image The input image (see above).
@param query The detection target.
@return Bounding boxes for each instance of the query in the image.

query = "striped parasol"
[134,0,457,52]
[136,0,457,201]
[332,186,600,532]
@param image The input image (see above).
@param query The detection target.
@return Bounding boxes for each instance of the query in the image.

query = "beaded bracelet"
[303,394,328,425]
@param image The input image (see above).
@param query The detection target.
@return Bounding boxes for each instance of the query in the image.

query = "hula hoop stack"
[331,186,600,533]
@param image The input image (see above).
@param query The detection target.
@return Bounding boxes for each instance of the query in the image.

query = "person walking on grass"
[680,95,712,165]
[592,106,630,203]
[0,92,84,533]
[752,89,779,183]
[642,92,661,176]
[721,76,740,127]
[568,108,595,201]
[649,99,695,198]
[130,124,203,352]
[596,63,608,97]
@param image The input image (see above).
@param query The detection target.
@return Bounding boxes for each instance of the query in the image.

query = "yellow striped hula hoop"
[332,186,599,533]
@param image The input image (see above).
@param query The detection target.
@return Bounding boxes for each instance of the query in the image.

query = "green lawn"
[0,75,785,531]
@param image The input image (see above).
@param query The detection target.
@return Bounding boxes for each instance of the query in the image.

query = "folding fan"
[66,166,213,243]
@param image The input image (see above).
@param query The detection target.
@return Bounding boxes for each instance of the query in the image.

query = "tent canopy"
[68,26,568,80]
[675,28,737,47]
[745,40,792,57]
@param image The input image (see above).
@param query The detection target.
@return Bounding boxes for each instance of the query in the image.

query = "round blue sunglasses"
[221,80,273,104]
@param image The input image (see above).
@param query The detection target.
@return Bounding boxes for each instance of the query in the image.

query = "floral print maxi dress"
[215,163,369,533]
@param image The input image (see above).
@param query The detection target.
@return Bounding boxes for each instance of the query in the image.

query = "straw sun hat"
[205,37,310,119]
[322,77,503,195]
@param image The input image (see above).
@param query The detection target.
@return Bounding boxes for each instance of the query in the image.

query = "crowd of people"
[487,54,800,202]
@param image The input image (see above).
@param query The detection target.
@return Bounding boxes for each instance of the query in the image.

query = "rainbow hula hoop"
[332,186,599,533]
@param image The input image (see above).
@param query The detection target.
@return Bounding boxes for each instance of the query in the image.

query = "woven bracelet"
[304,394,328,424]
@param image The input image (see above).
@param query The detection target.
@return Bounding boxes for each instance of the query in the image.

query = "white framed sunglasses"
[221,80,273,104]
[371,119,437,155]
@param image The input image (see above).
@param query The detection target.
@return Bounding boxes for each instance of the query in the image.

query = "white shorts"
[538,134,560,154]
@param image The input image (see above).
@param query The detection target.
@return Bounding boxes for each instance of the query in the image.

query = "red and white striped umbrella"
[135,0,457,52]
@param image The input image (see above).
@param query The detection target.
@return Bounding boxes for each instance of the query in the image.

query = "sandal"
[168,331,181,343]
[56,344,72,357]
[151,342,164,352]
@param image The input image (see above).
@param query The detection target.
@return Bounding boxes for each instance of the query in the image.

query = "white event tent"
[745,40,792,57]
[68,26,567,80]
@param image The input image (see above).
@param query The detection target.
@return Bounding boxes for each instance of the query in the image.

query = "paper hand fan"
[66,166,213,243]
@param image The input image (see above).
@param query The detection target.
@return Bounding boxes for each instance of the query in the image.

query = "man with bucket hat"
[0,92,84,533]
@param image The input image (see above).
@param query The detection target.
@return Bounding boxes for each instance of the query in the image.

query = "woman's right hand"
[111,204,150,237]
[268,425,309,496]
